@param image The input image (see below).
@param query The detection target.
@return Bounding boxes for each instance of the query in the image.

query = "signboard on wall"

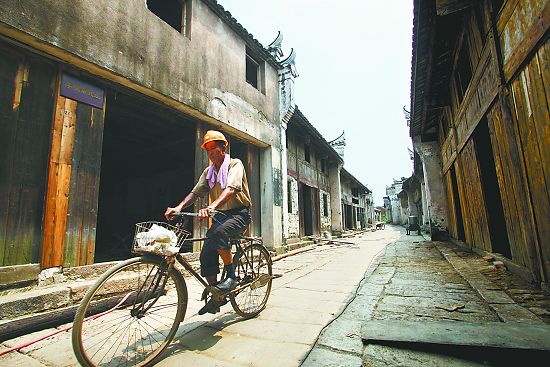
[60,73,105,109]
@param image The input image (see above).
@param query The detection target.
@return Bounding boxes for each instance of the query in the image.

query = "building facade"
[0,0,285,278]
[410,0,550,287]
[340,168,370,231]
[285,108,344,240]
[385,179,406,225]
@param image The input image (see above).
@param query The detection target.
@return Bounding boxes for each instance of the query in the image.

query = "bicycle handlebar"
[169,210,224,218]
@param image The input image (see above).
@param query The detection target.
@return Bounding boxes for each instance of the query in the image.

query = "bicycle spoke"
[230,243,272,317]
[73,257,186,367]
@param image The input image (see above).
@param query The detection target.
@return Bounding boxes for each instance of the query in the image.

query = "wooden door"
[0,51,56,266]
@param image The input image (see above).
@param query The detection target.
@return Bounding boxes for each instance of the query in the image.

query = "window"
[147,0,192,37]
[304,145,311,163]
[246,47,259,88]
[320,158,327,173]
[323,194,328,217]
[287,180,293,213]
[352,188,359,197]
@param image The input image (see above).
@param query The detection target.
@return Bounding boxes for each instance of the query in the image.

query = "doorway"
[450,165,466,240]
[95,90,196,262]
[473,118,511,258]
[299,183,315,236]
[227,137,261,236]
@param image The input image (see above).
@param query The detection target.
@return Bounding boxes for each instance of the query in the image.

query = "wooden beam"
[42,91,77,268]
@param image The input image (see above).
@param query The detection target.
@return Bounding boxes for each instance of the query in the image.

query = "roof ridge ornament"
[280,48,298,77]
[267,31,284,59]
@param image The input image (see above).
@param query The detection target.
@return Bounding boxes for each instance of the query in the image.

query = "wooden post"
[42,94,77,268]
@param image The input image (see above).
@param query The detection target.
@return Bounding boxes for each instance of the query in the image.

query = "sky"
[218,0,414,206]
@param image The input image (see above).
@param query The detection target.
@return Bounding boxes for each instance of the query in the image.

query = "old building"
[284,108,344,240]
[410,0,549,287]
[0,0,286,281]
[340,168,370,231]
[385,179,406,225]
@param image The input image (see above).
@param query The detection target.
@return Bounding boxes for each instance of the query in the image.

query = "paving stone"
[273,286,351,304]
[174,326,310,367]
[0,345,48,367]
[362,344,488,367]
[477,289,515,304]
[267,294,345,313]
[302,346,363,367]
[338,295,378,321]
[316,317,363,354]
[1,325,69,352]
[156,349,242,366]
[356,283,385,297]
[382,284,475,301]
[490,303,542,323]
[207,317,321,345]
[257,305,335,326]
[25,333,79,367]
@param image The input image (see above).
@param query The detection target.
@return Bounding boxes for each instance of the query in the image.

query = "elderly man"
[165,130,251,314]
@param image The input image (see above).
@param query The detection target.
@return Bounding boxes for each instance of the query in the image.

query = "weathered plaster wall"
[386,184,404,225]
[319,189,331,233]
[329,163,343,234]
[415,140,449,239]
[287,176,299,238]
[0,0,280,145]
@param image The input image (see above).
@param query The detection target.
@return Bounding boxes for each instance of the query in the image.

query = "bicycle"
[72,211,273,367]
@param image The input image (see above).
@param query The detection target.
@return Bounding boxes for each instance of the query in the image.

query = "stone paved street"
[304,227,550,367]
[0,227,401,366]
[2,225,550,366]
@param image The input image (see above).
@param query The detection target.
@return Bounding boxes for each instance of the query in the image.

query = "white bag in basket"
[135,224,179,256]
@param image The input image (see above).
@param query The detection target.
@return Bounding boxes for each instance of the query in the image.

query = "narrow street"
[1,228,402,366]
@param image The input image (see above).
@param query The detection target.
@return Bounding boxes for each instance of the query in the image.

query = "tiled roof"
[340,167,370,193]
[289,106,344,164]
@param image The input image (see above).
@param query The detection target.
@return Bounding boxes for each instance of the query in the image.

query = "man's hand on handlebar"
[164,206,181,221]
[198,206,214,220]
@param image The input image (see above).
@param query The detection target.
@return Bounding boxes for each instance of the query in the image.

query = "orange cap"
[201,130,228,149]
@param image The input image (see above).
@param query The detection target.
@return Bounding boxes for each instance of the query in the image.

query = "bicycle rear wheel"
[230,242,272,318]
[72,256,187,367]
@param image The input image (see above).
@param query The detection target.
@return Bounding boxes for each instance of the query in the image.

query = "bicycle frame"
[173,236,261,301]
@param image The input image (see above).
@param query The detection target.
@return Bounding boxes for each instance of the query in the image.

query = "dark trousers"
[200,207,250,277]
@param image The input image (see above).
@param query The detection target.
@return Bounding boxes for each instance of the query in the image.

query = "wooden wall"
[42,76,105,268]
[63,103,105,267]
[507,39,550,280]
[0,49,56,266]
[455,141,492,252]
[434,0,549,283]
[444,170,459,239]
[487,98,540,275]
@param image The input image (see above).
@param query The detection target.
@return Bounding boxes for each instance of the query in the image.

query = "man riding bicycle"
[164,130,251,315]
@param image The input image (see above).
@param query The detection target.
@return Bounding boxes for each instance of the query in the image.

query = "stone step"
[0,254,201,321]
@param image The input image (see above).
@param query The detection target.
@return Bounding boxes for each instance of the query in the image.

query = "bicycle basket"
[132,221,191,256]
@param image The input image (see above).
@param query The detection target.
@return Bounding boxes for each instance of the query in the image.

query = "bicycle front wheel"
[72,256,187,367]
[230,242,272,318]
